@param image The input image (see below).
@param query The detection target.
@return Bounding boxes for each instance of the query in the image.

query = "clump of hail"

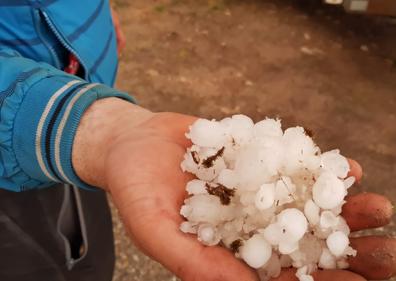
[180,115,357,281]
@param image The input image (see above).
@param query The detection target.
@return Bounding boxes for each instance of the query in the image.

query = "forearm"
[72,98,153,189]
[0,49,136,191]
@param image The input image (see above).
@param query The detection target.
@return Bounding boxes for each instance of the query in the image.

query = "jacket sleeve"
[0,49,135,191]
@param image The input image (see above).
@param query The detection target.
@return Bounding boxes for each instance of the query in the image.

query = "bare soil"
[111,0,396,280]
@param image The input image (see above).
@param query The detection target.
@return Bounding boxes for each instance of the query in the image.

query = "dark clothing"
[0,186,115,281]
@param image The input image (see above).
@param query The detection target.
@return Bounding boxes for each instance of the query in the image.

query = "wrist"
[72,97,154,189]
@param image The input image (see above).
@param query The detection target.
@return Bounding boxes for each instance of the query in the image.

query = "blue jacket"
[1,0,119,85]
[0,1,135,191]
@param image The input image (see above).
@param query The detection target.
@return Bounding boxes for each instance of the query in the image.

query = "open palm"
[104,112,395,281]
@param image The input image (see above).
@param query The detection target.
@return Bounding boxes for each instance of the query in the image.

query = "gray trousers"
[0,185,115,281]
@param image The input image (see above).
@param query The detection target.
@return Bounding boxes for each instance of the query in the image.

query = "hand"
[73,99,395,281]
[111,7,126,56]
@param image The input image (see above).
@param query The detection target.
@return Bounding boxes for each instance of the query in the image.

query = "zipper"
[40,10,89,79]
[33,9,61,69]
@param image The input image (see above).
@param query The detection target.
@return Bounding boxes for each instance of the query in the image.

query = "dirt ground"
[110,0,396,280]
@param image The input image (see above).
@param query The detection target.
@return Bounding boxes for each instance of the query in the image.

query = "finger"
[270,268,366,281]
[342,192,393,231]
[348,236,396,280]
[347,158,363,182]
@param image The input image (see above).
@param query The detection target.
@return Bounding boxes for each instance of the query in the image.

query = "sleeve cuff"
[13,77,135,190]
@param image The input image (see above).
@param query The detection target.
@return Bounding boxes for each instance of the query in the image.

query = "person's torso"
[0,0,118,86]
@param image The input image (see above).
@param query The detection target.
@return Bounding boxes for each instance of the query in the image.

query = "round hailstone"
[255,183,276,210]
[197,224,220,246]
[326,231,349,257]
[186,179,207,195]
[253,118,283,138]
[277,208,308,242]
[321,150,350,179]
[319,248,337,269]
[187,119,228,148]
[304,200,320,226]
[312,172,347,209]
[240,234,272,268]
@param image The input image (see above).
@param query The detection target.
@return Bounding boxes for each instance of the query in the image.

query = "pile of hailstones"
[180,115,357,281]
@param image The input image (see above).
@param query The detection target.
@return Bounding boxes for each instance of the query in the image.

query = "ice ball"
[312,172,346,209]
[326,231,349,257]
[240,234,272,268]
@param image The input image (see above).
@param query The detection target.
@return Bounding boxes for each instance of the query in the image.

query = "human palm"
[104,112,395,281]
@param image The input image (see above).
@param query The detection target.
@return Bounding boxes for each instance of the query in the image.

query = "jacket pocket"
[57,184,88,270]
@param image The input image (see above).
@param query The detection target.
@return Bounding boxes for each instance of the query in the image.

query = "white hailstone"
[326,231,349,257]
[277,208,308,242]
[319,248,337,269]
[343,176,355,189]
[255,183,276,210]
[240,234,272,268]
[217,169,238,189]
[253,118,283,138]
[304,200,320,225]
[180,221,197,234]
[275,176,296,206]
[187,119,228,148]
[321,150,350,178]
[319,211,339,229]
[197,224,220,246]
[228,115,254,145]
[186,179,207,195]
[312,172,347,209]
